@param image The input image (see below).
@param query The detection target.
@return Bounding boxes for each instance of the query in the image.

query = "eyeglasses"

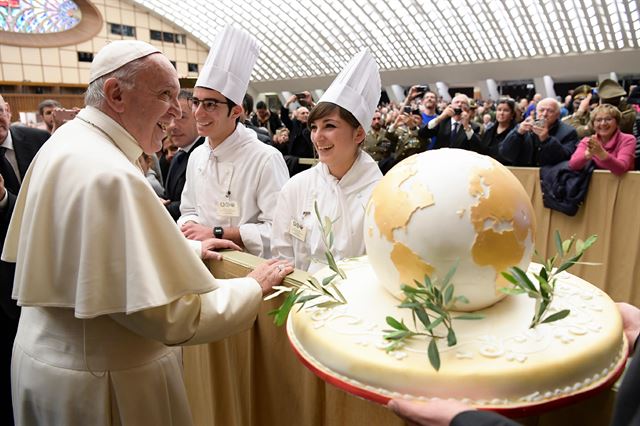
[594,117,615,124]
[188,97,230,112]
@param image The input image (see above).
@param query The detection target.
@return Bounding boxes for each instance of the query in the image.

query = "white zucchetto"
[195,25,260,105]
[89,40,160,83]
[318,50,381,131]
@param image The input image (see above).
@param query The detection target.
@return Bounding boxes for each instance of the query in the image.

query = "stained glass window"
[0,0,81,33]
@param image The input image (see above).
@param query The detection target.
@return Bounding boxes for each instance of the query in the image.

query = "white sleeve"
[238,152,289,257]
[177,151,200,227]
[269,182,296,264]
[110,277,262,346]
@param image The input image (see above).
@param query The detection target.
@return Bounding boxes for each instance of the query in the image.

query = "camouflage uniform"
[362,129,387,162]
[390,125,427,163]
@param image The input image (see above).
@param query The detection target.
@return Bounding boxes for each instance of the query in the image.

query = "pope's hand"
[388,398,474,426]
[181,222,215,241]
[200,238,242,261]
[248,258,294,295]
[617,302,640,353]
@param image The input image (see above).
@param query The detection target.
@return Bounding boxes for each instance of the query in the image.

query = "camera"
[295,93,306,100]
[533,118,546,127]
[403,106,412,114]
[414,85,428,96]
[453,107,463,115]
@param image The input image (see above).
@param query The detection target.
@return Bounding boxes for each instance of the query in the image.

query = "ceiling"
[134,0,640,90]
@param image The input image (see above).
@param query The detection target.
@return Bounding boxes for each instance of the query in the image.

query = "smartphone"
[415,85,427,95]
[534,118,546,127]
[295,93,306,100]
[403,106,412,114]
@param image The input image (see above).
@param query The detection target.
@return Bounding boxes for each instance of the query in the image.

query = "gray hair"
[84,56,152,108]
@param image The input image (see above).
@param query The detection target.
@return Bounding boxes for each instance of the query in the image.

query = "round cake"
[287,259,626,409]
[287,149,625,411]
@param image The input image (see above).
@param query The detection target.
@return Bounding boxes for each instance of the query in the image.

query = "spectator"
[598,79,636,135]
[37,99,61,133]
[270,126,290,156]
[251,100,283,136]
[390,108,426,163]
[470,97,516,164]
[241,94,271,143]
[280,92,315,175]
[626,86,640,170]
[179,26,289,257]
[163,90,205,221]
[418,93,481,150]
[140,152,165,197]
[569,104,635,175]
[523,93,542,119]
[0,94,49,426]
[362,111,387,161]
[500,97,578,166]
[562,84,596,139]
[271,51,381,272]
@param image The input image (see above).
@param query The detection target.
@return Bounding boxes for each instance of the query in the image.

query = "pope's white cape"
[2,106,220,318]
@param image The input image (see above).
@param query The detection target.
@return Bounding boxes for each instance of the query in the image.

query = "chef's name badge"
[216,200,240,217]
[289,219,307,242]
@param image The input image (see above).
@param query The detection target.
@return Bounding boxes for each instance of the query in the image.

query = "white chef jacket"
[271,151,382,273]
[2,106,263,425]
[178,123,289,257]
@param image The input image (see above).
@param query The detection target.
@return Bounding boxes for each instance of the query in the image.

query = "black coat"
[418,117,481,150]
[163,137,205,221]
[499,120,578,167]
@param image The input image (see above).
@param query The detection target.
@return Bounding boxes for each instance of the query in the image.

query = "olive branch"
[268,201,347,326]
[500,232,598,329]
[383,264,483,371]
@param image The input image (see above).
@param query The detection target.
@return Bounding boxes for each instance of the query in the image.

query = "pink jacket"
[568,129,636,175]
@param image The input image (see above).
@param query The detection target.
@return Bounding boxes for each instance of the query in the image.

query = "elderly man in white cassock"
[178,26,289,257]
[1,40,292,425]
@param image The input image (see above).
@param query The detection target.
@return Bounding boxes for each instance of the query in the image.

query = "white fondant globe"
[363,149,536,311]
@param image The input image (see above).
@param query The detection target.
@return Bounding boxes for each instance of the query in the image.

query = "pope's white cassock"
[271,151,381,273]
[2,106,263,426]
[177,123,289,258]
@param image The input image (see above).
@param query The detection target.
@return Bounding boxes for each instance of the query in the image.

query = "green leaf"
[328,283,347,303]
[500,272,518,285]
[511,267,537,293]
[562,238,574,256]
[424,315,444,331]
[428,339,441,371]
[399,302,422,309]
[444,284,454,306]
[315,301,342,309]
[386,316,408,331]
[453,313,484,320]
[322,273,338,287]
[454,295,470,304]
[295,294,321,304]
[539,266,548,281]
[540,309,571,324]
[577,235,598,254]
[425,302,447,318]
[554,231,564,256]
[441,262,459,288]
[415,308,431,329]
[500,287,526,296]
[270,290,299,326]
[384,330,412,340]
[446,327,457,346]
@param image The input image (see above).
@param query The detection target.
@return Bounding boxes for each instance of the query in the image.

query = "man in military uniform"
[389,108,427,164]
[562,84,594,139]
[362,111,388,161]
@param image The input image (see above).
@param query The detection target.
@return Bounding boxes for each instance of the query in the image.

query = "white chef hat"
[318,50,381,131]
[89,40,160,83]
[195,25,260,105]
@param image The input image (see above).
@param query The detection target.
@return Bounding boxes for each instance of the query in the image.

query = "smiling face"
[591,105,620,141]
[118,54,181,154]
[192,87,241,147]
[309,106,364,179]
[167,98,199,149]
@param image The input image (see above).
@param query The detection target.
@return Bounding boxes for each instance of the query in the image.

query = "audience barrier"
[183,168,639,426]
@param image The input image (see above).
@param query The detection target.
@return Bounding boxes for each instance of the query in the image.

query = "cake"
[286,149,626,410]
[287,259,626,409]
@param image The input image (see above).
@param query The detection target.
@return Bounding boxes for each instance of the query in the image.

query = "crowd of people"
[0,24,638,425]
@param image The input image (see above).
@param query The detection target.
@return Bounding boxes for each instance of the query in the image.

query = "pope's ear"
[102,78,126,113]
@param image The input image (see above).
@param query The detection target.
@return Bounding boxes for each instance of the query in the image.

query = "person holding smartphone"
[500,97,578,166]
[418,93,481,150]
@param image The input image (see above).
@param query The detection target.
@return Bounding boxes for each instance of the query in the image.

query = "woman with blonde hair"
[568,104,635,175]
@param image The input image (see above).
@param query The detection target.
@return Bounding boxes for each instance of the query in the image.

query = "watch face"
[214,227,224,238]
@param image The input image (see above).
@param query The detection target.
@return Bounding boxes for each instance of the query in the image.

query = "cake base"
[286,257,627,415]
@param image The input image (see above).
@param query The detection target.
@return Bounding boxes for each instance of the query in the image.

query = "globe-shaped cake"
[364,148,536,311]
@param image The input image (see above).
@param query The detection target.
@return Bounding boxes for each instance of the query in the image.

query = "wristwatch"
[213,226,224,239]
